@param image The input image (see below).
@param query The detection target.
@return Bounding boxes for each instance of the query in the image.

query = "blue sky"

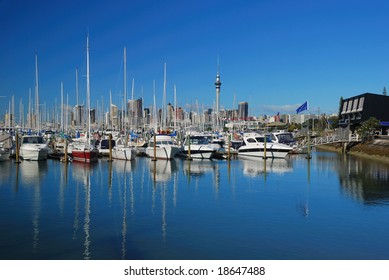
[1,0,389,121]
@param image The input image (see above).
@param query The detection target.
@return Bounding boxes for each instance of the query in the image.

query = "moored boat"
[180,134,216,159]
[71,35,98,164]
[238,132,293,158]
[19,135,49,161]
[146,134,181,160]
[0,133,12,161]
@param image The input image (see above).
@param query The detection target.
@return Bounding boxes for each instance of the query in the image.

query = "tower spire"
[215,56,222,129]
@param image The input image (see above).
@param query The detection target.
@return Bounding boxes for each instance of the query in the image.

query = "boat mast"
[131,78,134,129]
[75,67,79,127]
[61,81,64,132]
[162,62,167,129]
[153,80,157,132]
[174,84,177,132]
[86,35,91,146]
[35,54,39,132]
[124,47,127,137]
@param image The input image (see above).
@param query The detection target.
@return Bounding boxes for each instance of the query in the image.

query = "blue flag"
[296,101,308,114]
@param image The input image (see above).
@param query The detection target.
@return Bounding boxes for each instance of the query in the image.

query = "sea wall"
[315,136,389,164]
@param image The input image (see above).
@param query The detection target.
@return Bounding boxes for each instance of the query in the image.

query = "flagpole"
[307,107,312,160]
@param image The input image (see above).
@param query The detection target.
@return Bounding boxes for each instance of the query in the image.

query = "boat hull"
[72,149,99,163]
[112,146,135,161]
[0,149,10,161]
[20,145,49,161]
[183,146,215,159]
[146,146,181,160]
[238,146,291,158]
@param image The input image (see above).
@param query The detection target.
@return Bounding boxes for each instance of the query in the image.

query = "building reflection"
[335,155,389,205]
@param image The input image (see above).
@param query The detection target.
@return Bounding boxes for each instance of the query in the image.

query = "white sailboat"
[72,35,99,163]
[112,47,135,161]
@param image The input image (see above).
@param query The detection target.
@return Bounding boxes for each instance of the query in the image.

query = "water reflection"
[2,151,389,260]
[239,156,293,177]
[336,155,389,206]
[70,162,94,259]
[149,159,178,182]
[182,159,216,177]
[20,160,48,185]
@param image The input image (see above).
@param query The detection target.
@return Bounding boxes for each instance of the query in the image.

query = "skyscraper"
[238,102,248,120]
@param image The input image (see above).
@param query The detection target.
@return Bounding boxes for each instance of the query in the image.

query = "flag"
[296,101,308,114]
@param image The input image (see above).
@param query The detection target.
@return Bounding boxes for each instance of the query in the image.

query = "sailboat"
[112,47,135,161]
[72,35,99,163]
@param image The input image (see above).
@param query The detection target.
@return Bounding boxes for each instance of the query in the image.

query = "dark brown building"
[338,92,389,134]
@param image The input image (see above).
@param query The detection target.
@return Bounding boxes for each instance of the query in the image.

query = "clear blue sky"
[1,0,389,120]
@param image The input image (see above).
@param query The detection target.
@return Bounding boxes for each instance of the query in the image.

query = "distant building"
[128,98,143,127]
[90,109,96,124]
[338,92,389,133]
[176,107,184,121]
[238,102,248,120]
[75,105,84,126]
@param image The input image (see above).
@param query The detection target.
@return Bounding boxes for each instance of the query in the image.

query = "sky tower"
[214,60,222,127]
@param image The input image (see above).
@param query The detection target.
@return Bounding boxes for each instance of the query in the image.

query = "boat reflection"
[182,159,216,177]
[149,159,178,182]
[238,156,293,177]
[71,161,96,185]
[20,160,48,185]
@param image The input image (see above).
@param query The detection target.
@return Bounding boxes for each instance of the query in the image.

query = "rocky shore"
[315,136,389,164]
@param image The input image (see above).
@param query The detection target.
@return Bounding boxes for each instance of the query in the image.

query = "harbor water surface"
[1,151,389,260]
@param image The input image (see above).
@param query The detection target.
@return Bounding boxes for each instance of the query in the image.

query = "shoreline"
[315,138,389,164]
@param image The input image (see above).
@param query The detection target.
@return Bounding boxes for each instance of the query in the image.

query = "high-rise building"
[238,102,248,120]
[127,98,143,127]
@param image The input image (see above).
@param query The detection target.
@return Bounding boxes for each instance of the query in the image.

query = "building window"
[357,97,364,111]
[352,98,359,111]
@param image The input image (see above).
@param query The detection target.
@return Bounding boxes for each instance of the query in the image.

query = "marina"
[1,150,389,260]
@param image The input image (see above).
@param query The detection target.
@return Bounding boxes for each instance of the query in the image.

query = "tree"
[356,117,380,141]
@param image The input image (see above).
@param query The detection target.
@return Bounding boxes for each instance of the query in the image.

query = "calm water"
[1,151,389,260]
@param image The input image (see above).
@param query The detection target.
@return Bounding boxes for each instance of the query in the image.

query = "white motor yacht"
[238,132,292,158]
[146,134,181,160]
[181,135,216,159]
[20,135,49,161]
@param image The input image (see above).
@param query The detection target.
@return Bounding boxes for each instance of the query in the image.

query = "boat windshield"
[23,137,45,144]
[189,136,209,145]
[277,133,294,142]
[255,136,272,143]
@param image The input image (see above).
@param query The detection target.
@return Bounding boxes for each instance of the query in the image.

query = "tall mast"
[35,53,39,131]
[86,35,91,143]
[153,80,157,132]
[75,67,79,127]
[124,47,127,134]
[131,78,134,129]
[76,67,79,106]
[109,90,112,129]
[174,84,177,132]
[61,81,64,132]
[162,62,167,128]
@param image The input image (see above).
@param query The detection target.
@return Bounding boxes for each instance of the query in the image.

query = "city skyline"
[2,0,389,120]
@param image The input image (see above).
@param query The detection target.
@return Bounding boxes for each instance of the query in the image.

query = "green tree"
[356,117,380,141]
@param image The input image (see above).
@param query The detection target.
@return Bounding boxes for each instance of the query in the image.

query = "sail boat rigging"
[111,47,135,161]
[72,35,99,163]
